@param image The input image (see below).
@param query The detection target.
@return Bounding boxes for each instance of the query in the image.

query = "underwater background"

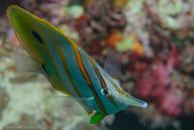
[0,0,194,130]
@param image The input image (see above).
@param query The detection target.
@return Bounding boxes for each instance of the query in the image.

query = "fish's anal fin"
[90,112,105,124]
[104,51,121,78]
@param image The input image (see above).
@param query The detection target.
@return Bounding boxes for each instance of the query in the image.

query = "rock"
[0,88,10,120]
[3,114,46,130]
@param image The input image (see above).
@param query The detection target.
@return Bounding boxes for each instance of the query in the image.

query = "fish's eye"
[32,30,44,44]
[101,89,110,97]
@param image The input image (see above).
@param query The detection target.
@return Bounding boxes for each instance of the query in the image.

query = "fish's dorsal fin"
[12,49,42,73]
[104,51,121,78]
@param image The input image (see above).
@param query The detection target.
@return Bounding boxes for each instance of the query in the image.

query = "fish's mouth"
[140,101,148,108]
[126,94,148,108]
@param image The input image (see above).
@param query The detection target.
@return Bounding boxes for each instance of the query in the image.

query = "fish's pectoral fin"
[79,102,93,114]
[104,51,121,78]
[57,95,94,113]
[79,100,93,114]
[74,96,95,114]
[90,112,106,124]
[12,49,42,73]
[61,96,94,102]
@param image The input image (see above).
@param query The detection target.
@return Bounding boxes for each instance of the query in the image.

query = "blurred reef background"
[0,0,194,130]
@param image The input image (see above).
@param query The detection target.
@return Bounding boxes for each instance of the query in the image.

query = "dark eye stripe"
[32,30,44,44]
[88,57,117,106]
[103,89,109,97]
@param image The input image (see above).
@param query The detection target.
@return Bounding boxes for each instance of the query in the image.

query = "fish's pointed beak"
[127,94,148,108]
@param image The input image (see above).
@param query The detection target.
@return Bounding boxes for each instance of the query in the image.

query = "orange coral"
[106,30,123,47]
[129,32,143,55]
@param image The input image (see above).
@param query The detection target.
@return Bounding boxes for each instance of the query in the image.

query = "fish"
[6,5,148,124]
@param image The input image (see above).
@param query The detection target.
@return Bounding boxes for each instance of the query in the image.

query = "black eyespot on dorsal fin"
[32,30,44,44]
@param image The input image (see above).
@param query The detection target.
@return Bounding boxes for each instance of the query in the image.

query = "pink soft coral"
[159,85,184,116]
[131,45,184,116]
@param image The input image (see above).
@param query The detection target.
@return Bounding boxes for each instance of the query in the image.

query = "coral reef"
[0,0,194,130]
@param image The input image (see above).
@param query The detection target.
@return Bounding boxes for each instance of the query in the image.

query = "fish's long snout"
[127,95,148,108]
